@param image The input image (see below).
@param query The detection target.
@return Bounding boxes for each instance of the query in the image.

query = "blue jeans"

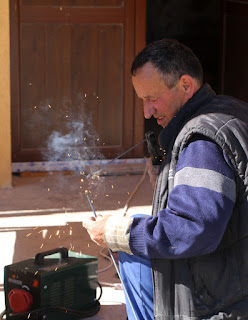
[118,215,154,320]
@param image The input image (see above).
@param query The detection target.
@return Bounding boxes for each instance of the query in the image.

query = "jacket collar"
[159,83,216,151]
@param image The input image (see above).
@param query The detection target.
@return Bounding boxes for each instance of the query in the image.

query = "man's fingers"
[152,165,160,174]
[82,216,95,228]
[145,157,160,189]
[82,214,111,248]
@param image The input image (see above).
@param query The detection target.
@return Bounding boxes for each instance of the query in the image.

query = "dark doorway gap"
[145,0,222,143]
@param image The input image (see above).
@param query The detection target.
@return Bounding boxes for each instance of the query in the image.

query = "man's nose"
[143,102,155,119]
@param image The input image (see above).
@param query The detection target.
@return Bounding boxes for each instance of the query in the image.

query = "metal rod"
[85,194,138,320]
[86,193,97,218]
[87,138,146,179]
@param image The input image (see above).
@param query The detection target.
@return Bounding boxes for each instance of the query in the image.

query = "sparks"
[48,188,50,192]
[56,230,60,236]
[48,104,52,108]
[69,230,72,236]
[26,233,32,237]
[40,243,44,249]
[80,178,84,182]
[34,271,38,275]
[111,185,114,188]
[105,194,109,197]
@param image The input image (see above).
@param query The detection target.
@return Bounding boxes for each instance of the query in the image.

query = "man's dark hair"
[131,39,203,88]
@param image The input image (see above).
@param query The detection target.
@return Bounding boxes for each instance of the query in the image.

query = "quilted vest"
[151,84,248,320]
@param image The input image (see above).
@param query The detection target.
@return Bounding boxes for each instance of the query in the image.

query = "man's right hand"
[146,157,160,189]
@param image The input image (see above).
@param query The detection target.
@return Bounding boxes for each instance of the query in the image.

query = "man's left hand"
[83,215,111,248]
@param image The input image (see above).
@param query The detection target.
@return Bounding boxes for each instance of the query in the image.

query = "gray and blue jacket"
[130,84,248,319]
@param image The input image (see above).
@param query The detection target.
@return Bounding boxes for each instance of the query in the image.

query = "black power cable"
[0,311,6,320]
[2,302,100,320]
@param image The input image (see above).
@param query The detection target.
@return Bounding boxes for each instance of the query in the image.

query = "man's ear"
[180,75,198,99]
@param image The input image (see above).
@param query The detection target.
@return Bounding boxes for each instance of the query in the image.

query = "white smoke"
[44,117,104,162]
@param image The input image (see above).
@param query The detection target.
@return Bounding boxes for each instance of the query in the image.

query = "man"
[83,39,248,319]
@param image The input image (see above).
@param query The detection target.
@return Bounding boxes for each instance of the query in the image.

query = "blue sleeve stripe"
[174,166,236,203]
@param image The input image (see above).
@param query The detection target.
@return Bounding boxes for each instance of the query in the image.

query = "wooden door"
[10,0,146,162]
[221,0,248,101]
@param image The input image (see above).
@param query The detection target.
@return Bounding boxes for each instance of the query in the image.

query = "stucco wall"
[0,0,12,188]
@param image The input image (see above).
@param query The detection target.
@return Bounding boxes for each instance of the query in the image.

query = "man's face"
[132,62,187,128]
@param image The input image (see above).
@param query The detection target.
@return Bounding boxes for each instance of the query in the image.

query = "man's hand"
[82,215,111,248]
[146,157,160,189]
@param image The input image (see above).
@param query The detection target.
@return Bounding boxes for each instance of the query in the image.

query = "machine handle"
[34,247,68,265]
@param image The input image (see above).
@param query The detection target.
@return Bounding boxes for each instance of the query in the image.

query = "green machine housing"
[4,247,99,319]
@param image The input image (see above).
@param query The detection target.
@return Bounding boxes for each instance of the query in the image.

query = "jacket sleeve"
[104,215,133,254]
[129,138,236,259]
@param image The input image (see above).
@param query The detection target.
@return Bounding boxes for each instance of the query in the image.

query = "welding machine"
[3,247,100,320]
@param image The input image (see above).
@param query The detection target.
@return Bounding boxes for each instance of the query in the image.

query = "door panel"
[21,23,123,148]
